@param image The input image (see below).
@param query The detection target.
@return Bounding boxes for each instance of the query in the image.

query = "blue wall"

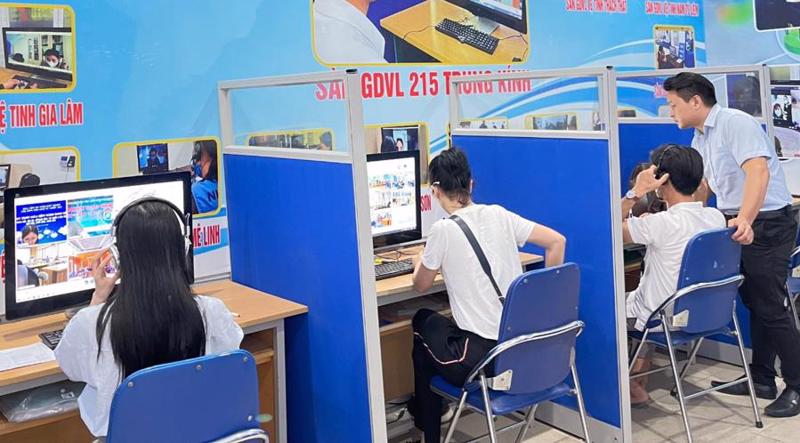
[224,154,372,442]
[455,134,623,428]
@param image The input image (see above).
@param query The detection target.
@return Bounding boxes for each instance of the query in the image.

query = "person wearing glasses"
[621,144,725,406]
[664,72,800,417]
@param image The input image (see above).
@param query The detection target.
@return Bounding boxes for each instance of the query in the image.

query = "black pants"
[732,206,800,389]
[410,309,496,442]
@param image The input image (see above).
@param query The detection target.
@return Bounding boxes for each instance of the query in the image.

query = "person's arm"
[203,297,244,354]
[53,310,94,383]
[526,224,566,267]
[412,252,438,293]
[728,157,769,244]
[621,165,669,220]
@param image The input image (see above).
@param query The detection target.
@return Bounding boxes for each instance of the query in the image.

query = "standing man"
[664,72,800,417]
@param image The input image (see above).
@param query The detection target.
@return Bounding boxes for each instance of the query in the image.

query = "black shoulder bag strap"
[449,214,505,304]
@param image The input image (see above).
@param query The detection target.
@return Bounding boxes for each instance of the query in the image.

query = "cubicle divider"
[449,68,630,442]
[218,71,387,443]
[616,65,774,363]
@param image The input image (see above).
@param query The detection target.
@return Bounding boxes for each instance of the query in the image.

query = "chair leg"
[670,339,704,397]
[788,289,800,332]
[513,405,538,443]
[732,310,764,429]
[628,330,649,373]
[443,390,468,443]
[663,324,693,443]
[571,363,591,442]
[479,374,498,443]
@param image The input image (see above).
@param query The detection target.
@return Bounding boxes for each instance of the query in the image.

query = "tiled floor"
[389,355,800,442]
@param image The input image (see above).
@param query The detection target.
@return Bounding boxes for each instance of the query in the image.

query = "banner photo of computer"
[113,137,221,216]
[0,4,75,92]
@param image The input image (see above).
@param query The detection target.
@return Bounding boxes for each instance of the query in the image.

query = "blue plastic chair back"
[106,350,260,443]
[493,263,580,395]
[672,228,741,334]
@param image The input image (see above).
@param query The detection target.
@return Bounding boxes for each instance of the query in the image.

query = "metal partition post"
[216,70,387,443]
[761,64,775,144]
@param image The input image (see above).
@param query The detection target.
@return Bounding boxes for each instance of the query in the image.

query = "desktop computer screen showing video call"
[367,155,418,238]
[13,180,186,304]
[772,84,800,156]
[4,29,73,76]
[471,0,523,20]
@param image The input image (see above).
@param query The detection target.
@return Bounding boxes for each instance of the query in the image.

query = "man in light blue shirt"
[664,72,800,418]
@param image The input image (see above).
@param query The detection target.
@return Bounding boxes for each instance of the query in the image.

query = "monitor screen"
[4,173,192,320]
[771,83,800,157]
[0,164,10,190]
[380,126,419,152]
[533,115,569,130]
[467,0,523,20]
[3,27,74,81]
[137,143,169,174]
[367,151,422,248]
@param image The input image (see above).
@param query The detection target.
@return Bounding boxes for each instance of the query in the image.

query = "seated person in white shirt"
[409,147,567,443]
[621,144,725,405]
[54,199,243,438]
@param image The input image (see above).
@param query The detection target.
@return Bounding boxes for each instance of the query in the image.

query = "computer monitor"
[771,82,800,157]
[532,115,569,130]
[446,0,527,34]
[0,164,11,191]
[4,172,193,320]
[137,143,169,175]
[367,150,422,249]
[2,27,74,81]
[380,126,420,152]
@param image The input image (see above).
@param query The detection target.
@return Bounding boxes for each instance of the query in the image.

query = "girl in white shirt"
[54,199,243,438]
[409,147,566,442]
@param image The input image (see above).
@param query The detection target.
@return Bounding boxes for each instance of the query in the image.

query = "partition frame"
[218,70,387,443]
[448,67,631,442]
[616,64,774,141]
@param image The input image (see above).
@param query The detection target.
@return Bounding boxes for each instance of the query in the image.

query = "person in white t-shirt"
[313,0,387,64]
[408,147,567,442]
[621,144,725,405]
[54,199,243,438]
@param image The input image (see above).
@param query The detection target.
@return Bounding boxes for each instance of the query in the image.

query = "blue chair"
[628,228,761,443]
[785,231,800,331]
[431,263,590,443]
[106,350,268,443]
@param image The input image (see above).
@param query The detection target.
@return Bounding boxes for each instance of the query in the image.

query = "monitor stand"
[469,15,500,35]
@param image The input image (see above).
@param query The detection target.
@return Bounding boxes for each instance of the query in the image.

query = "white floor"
[389,355,800,442]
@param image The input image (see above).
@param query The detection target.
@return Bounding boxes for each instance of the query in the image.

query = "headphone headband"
[655,144,679,179]
[112,197,189,237]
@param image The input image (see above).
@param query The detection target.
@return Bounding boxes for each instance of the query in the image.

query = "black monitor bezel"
[770,82,800,129]
[367,150,423,249]
[447,0,528,34]
[4,172,193,321]
[2,27,74,82]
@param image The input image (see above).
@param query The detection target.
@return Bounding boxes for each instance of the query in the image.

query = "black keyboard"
[39,329,64,350]
[375,258,414,280]
[435,18,499,55]
[12,75,68,90]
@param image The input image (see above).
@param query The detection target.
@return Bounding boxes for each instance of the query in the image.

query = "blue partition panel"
[224,153,371,442]
[618,123,693,192]
[455,135,622,428]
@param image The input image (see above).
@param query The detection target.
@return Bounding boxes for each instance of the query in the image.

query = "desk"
[380,0,529,64]
[376,248,542,400]
[0,68,70,90]
[0,279,307,443]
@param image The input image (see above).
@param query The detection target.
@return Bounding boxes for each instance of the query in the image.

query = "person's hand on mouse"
[1,79,21,89]
[90,252,119,305]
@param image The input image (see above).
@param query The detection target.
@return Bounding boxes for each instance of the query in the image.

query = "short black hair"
[663,72,717,107]
[650,144,704,196]
[196,140,218,181]
[43,48,61,58]
[428,147,471,204]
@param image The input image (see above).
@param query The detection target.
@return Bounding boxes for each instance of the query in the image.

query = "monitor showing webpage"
[367,155,418,237]
[4,28,74,78]
[13,180,186,304]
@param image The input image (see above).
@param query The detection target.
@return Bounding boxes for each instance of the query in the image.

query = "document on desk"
[0,343,55,372]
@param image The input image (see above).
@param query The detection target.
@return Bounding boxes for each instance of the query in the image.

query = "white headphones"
[109,197,193,281]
